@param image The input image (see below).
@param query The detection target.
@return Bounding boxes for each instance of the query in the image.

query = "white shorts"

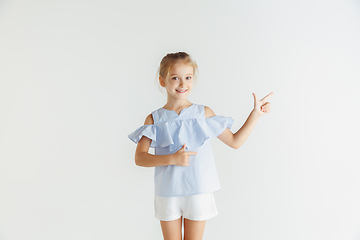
[154,192,218,221]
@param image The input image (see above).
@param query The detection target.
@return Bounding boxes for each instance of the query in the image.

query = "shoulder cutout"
[144,113,154,125]
[204,106,216,118]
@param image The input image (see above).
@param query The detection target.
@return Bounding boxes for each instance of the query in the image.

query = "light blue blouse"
[128,103,234,197]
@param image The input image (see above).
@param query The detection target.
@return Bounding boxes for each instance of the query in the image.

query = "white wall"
[1,0,359,239]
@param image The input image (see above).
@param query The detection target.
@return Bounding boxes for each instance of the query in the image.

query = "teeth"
[177,90,187,93]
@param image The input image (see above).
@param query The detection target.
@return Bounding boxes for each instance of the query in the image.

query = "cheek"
[164,80,174,87]
[169,82,179,88]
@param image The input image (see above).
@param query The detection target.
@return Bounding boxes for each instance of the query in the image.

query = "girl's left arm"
[208,92,274,149]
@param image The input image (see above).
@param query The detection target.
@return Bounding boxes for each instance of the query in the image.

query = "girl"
[128,52,273,240]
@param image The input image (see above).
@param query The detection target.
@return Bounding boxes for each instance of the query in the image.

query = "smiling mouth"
[176,89,188,93]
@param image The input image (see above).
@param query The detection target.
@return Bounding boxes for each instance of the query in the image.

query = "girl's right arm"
[135,136,175,167]
[134,114,197,167]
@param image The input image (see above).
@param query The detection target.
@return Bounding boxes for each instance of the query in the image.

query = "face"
[159,62,194,100]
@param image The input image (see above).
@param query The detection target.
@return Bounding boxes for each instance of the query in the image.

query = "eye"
[172,77,178,80]
[186,76,192,80]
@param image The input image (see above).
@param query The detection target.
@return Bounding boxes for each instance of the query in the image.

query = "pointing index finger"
[186,151,198,155]
[260,92,274,102]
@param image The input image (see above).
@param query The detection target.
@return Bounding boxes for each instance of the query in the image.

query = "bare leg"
[160,216,182,240]
[183,218,206,240]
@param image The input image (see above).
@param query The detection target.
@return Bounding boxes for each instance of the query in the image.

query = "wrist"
[251,109,261,118]
[168,154,175,166]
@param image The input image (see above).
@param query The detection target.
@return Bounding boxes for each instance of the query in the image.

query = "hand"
[171,143,198,167]
[252,92,274,117]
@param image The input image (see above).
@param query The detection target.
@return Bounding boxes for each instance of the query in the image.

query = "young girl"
[128,52,273,240]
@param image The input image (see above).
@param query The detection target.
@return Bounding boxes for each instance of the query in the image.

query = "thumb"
[252,93,258,102]
[182,143,186,150]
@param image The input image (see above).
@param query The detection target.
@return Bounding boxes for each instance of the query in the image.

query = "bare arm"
[135,136,176,167]
[205,92,273,149]
[135,114,174,167]
[219,110,259,149]
[134,114,197,167]
[205,106,259,149]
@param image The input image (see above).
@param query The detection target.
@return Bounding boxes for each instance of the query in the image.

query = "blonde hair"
[155,52,198,94]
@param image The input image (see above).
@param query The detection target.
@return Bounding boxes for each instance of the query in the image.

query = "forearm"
[135,152,174,167]
[233,110,260,148]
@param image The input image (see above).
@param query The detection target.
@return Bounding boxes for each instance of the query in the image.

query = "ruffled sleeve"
[128,116,234,152]
[128,124,157,148]
[205,115,234,140]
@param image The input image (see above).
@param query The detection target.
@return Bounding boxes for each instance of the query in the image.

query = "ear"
[159,76,166,87]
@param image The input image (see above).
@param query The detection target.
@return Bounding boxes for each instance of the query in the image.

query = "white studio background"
[0,0,359,240]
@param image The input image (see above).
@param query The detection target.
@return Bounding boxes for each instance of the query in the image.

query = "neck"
[164,96,192,110]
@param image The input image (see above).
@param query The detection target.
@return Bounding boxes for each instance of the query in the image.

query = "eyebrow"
[170,73,193,76]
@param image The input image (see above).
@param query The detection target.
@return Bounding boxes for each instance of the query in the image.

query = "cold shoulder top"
[128,103,234,197]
